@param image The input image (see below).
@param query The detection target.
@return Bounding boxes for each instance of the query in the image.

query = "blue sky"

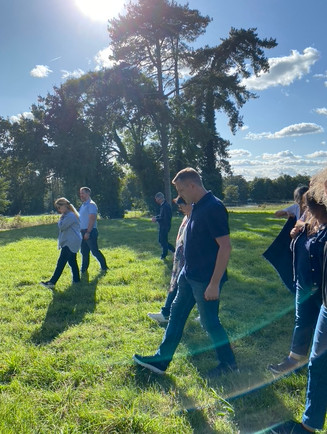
[1,0,327,180]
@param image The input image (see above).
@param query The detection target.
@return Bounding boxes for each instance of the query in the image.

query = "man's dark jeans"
[81,228,108,272]
[158,227,175,259]
[50,246,80,284]
[155,271,236,369]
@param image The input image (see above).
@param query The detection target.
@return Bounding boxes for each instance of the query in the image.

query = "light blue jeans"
[155,271,236,369]
[302,304,327,430]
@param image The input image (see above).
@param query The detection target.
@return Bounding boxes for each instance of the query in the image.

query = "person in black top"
[152,192,175,259]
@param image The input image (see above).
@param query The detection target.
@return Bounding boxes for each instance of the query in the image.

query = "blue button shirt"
[79,199,98,230]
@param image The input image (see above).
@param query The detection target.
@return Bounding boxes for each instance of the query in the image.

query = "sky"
[1,0,327,180]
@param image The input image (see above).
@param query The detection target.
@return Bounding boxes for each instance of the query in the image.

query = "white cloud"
[61,68,85,80]
[306,151,327,158]
[242,47,320,91]
[230,148,252,157]
[94,47,114,70]
[50,56,62,62]
[230,154,327,181]
[314,73,326,79]
[261,150,298,160]
[315,107,327,116]
[9,112,34,123]
[30,64,53,78]
[245,122,324,140]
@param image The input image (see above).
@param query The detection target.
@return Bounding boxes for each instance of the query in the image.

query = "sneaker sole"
[132,355,166,375]
[268,365,300,375]
[147,316,168,324]
[40,283,55,289]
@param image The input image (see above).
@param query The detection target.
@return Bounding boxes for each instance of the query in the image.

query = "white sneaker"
[40,281,55,290]
[147,312,169,324]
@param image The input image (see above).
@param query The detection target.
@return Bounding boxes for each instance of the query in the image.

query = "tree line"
[223,174,310,205]
[0,0,284,217]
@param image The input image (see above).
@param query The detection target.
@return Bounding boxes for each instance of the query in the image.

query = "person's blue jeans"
[161,285,178,318]
[81,228,108,272]
[50,246,80,284]
[158,227,175,259]
[155,271,236,369]
[302,304,327,430]
[290,286,321,357]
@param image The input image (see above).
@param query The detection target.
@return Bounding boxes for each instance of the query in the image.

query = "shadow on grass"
[132,366,219,433]
[30,273,99,345]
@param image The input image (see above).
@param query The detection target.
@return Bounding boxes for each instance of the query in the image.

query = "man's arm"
[83,213,97,240]
[204,234,232,301]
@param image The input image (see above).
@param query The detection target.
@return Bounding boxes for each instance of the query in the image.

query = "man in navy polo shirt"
[133,168,237,376]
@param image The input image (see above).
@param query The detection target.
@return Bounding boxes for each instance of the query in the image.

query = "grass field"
[0,209,326,433]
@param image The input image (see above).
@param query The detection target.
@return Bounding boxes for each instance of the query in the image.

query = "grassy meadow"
[0,209,326,433]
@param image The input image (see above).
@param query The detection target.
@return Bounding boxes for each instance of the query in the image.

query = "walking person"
[133,168,237,376]
[268,191,327,374]
[79,187,108,274]
[152,192,175,259]
[40,197,81,289]
[271,175,327,434]
[148,197,192,324]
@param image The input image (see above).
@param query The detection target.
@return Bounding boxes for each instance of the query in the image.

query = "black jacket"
[156,200,172,231]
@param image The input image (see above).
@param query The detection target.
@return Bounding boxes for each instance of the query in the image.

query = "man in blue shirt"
[133,168,237,376]
[79,187,108,273]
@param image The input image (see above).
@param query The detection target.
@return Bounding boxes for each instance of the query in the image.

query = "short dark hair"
[172,167,202,186]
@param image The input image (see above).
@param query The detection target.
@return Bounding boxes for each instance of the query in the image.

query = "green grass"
[0,211,326,433]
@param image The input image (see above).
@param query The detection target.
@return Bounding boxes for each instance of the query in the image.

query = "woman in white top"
[275,185,308,220]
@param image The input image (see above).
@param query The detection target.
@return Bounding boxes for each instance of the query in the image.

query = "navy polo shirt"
[184,191,230,283]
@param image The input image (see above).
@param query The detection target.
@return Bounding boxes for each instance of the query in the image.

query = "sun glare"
[75,0,125,22]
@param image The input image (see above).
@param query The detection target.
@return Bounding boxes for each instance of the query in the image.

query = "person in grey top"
[40,197,82,289]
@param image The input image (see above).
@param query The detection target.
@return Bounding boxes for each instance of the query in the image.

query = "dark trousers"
[50,246,80,284]
[81,228,108,272]
[158,227,175,259]
[161,285,178,319]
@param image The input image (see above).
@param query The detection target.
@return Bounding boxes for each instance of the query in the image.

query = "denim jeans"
[161,285,178,318]
[155,271,236,369]
[290,286,322,357]
[50,246,80,284]
[81,228,108,272]
[158,227,174,258]
[302,304,327,430]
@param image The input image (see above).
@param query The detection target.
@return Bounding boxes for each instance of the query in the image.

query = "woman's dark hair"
[294,185,309,204]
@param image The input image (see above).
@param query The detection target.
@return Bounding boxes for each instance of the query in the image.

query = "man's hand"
[151,217,156,222]
[83,232,90,240]
[204,282,220,301]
